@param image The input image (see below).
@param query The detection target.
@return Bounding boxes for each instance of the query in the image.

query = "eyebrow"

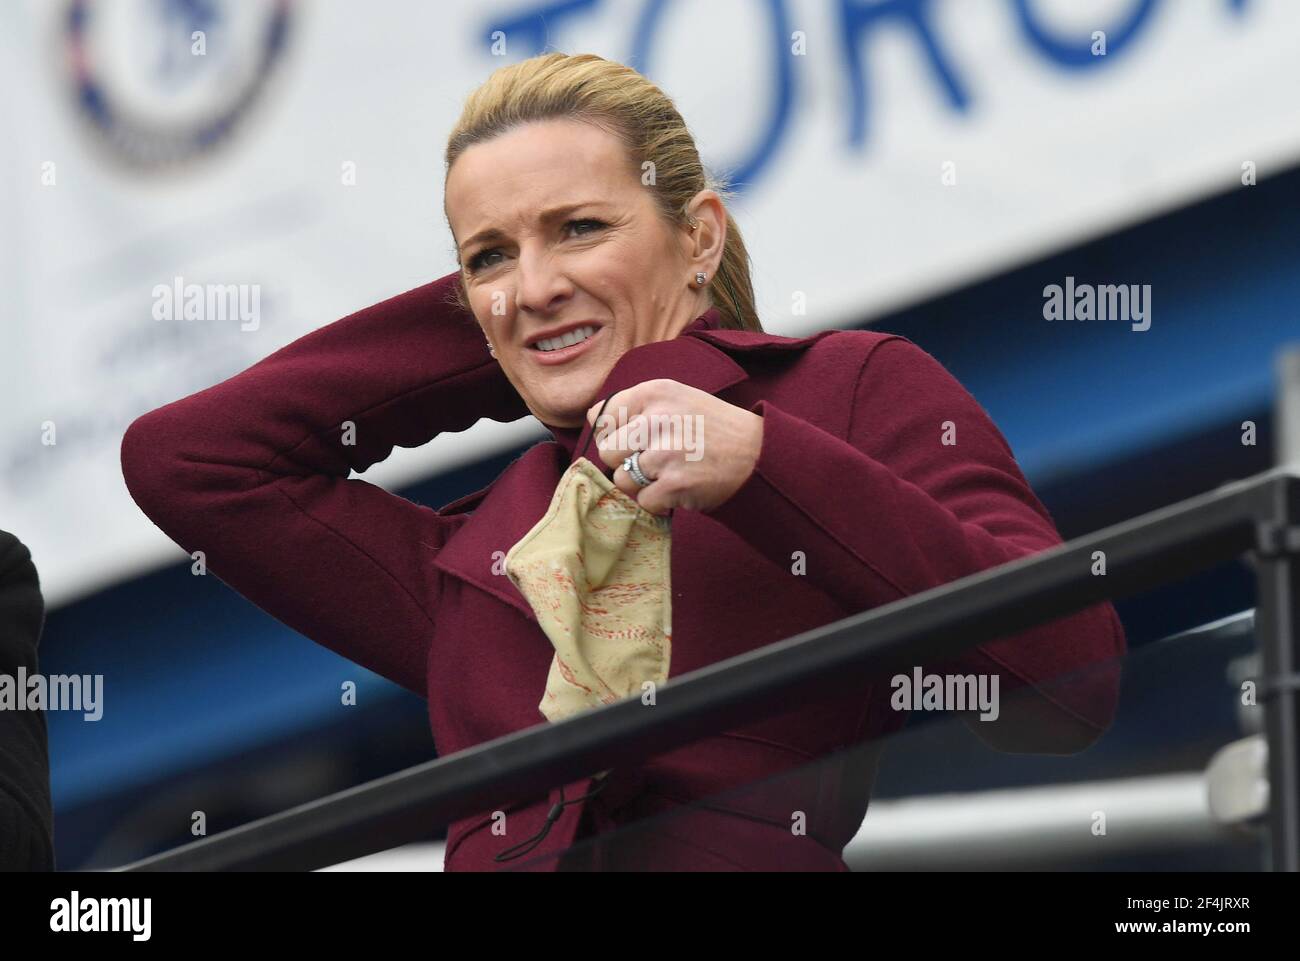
[457,201,605,253]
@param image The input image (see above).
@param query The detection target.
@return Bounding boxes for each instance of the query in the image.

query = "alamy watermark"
[50,892,150,941]
[890,667,999,721]
[1043,276,1151,331]
[593,405,704,461]
[152,275,260,331]
[0,669,103,721]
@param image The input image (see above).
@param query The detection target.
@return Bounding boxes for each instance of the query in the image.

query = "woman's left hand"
[585,378,764,516]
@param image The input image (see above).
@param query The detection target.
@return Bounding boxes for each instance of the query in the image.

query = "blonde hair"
[443,52,761,333]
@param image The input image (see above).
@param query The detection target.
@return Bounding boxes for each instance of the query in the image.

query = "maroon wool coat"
[120,271,1126,871]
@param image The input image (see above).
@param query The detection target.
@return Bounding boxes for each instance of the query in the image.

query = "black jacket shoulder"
[0,530,54,871]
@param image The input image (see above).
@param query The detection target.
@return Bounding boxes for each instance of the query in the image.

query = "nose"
[514,244,572,318]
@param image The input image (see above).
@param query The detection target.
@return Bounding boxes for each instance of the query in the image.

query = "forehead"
[446,119,640,233]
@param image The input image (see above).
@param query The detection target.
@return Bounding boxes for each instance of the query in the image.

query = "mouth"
[525,323,604,366]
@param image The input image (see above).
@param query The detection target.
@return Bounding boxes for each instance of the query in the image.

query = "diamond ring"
[622,450,653,488]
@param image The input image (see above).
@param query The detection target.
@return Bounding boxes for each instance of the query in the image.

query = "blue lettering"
[484,0,1257,191]
[836,0,969,148]
[1013,0,1159,69]
[629,0,794,192]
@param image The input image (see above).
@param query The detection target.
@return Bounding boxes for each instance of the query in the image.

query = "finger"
[592,411,659,471]
[585,389,621,432]
[618,471,671,516]
[611,446,668,499]
[633,477,675,517]
[611,465,641,500]
[585,382,648,433]
[585,391,626,468]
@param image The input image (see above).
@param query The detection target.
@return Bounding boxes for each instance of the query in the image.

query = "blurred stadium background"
[2,0,1298,869]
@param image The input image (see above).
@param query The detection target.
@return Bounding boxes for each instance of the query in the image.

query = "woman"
[121,52,1125,871]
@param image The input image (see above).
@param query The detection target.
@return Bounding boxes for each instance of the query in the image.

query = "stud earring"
[688,217,699,232]
[695,272,707,286]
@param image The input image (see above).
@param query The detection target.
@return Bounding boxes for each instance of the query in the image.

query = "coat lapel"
[431,313,835,617]
[430,442,566,622]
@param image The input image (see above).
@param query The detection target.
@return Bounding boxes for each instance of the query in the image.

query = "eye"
[465,219,606,274]
[566,218,606,236]
[466,248,503,273]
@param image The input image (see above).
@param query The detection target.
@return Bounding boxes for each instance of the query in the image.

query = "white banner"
[3,0,1299,607]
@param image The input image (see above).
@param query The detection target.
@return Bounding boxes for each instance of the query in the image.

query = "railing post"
[1258,345,1300,870]
[1280,346,1300,467]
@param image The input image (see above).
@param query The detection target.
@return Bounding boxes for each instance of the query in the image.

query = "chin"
[531,395,591,427]
[535,383,603,424]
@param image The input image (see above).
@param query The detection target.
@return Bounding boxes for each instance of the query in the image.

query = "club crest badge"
[66,0,294,171]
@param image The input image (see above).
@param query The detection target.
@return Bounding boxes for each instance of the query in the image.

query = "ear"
[683,189,727,278]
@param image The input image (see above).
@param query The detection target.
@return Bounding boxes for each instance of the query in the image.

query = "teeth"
[534,326,596,352]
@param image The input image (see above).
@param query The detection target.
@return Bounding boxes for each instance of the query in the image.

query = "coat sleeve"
[0,531,55,870]
[703,334,1126,754]
[120,272,529,696]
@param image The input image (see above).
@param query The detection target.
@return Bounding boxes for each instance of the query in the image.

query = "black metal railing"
[115,467,1300,872]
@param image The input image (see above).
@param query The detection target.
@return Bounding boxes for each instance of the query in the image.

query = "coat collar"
[431,308,831,620]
